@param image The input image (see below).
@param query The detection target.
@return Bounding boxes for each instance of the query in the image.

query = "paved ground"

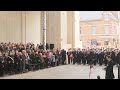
[0,64,118,79]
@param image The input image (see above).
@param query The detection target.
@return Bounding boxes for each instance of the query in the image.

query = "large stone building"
[46,11,81,50]
[80,11,119,48]
[0,11,81,50]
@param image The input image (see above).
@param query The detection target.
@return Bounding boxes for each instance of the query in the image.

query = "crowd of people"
[0,42,119,79]
[0,42,67,77]
[67,48,120,79]
[67,48,120,66]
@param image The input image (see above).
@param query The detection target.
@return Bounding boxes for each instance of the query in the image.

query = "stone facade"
[80,11,119,48]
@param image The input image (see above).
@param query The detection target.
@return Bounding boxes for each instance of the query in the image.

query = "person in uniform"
[103,50,108,66]
[98,50,104,66]
[82,50,86,65]
[111,50,115,65]
[86,51,90,65]
[92,51,97,65]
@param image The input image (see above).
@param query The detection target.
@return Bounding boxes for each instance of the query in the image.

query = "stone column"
[60,11,67,50]
[21,11,26,44]
[73,11,81,48]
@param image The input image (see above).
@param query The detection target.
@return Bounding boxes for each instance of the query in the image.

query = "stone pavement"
[0,64,118,79]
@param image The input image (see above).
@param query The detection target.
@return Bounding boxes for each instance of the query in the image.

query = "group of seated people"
[0,42,67,77]
[67,48,120,66]
[2,42,119,77]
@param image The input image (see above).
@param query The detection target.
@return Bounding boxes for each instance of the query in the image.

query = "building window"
[104,25,110,35]
[91,26,96,35]
[104,14,109,21]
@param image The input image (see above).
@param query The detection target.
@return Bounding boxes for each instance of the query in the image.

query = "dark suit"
[77,51,82,64]
[61,50,66,65]
[98,52,104,66]
[0,56,4,76]
[111,52,115,65]
[105,60,115,79]
[14,55,21,73]
[118,52,120,65]
[92,53,97,65]
[67,52,71,64]
[82,53,87,65]
[7,56,14,74]
[86,52,92,65]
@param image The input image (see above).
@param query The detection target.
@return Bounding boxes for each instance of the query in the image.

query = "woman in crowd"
[0,42,62,77]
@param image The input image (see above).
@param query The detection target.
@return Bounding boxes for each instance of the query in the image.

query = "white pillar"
[73,11,81,48]
[118,11,120,48]
[60,11,67,50]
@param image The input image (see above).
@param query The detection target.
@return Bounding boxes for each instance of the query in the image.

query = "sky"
[80,11,103,20]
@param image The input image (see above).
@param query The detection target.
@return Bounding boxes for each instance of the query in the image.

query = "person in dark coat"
[117,50,120,65]
[61,49,66,65]
[105,55,115,79]
[86,51,90,65]
[0,52,4,76]
[72,50,77,64]
[3,52,8,74]
[111,51,115,65]
[18,52,24,73]
[7,52,15,75]
[82,51,87,65]
[67,50,71,64]
[14,51,20,74]
[103,51,108,66]
[77,50,82,64]
[92,51,97,65]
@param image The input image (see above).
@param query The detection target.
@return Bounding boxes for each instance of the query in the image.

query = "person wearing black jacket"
[14,51,21,74]
[98,51,104,66]
[111,51,116,65]
[82,51,87,65]
[61,49,66,65]
[92,51,97,65]
[117,50,120,65]
[7,52,15,75]
[67,50,71,64]
[0,52,4,76]
[72,50,77,64]
[76,50,82,64]
[105,55,115,79]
